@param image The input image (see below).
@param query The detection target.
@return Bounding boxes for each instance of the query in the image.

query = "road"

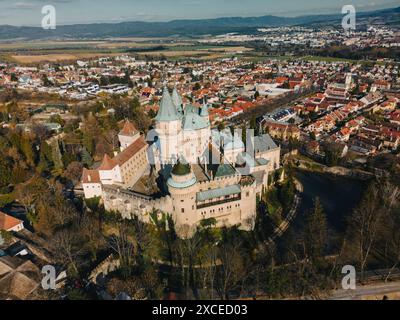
[230,88,317,125]
[328,281,400,300]
[265,178,304,245]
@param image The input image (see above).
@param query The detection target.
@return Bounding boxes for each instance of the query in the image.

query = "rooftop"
[82,168,101,184]
[197,184,241,202]
[155,87,181,122]
[253,134,279,153]
[119,120,138,136]
[172,161,191,176]
[0,212,23,231]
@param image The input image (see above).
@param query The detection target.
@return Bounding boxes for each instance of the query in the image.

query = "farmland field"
[0,38,255,64]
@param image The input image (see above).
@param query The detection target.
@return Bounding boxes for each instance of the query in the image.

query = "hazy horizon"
[0,0,398,27]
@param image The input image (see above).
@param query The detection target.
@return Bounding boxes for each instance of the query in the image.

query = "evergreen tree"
[304,198,327,261]
[250,116,259,136]
[0,155,11,192]
[81,147,93,167]
[37,141,53,174]
[20,135,35,166]
[51,140,64,170]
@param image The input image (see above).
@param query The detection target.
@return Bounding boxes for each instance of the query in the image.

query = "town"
[0,2,399,303]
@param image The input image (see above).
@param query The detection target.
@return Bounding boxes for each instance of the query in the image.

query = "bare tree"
[109,223,136,279]
[215,239,247,300]
[346,180,399,280]
[51,228,84,275]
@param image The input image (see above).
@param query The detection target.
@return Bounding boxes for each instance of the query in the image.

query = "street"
[329,281,400,300]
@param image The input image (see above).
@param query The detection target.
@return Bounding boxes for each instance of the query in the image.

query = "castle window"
[181,208,185,213]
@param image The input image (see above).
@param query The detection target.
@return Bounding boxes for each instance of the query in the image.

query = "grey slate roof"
[155,87,181,122]
[197,184,241,202]
[172,88,184,115]
[253,134,279,153]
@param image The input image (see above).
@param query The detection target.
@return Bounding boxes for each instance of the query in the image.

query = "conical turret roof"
[155,87,181,122]
[200,102,209,117]
[172,87,184,115]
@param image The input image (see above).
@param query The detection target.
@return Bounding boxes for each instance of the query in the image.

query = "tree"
[42,74,53,87]
[49,114,65,127]
[81,114,101,156]
[193,83,201,91]
[0,155,11,192]
[304,198,327,262]
[51,227,84,276]
[215,237,247,300]
[80,147,93,167]
[344,181,397,279]
[278,170,296,213]
[20,135,35,166]
[64,162,83,183]
[109,222,136,279]
[250,116,259,136]
[37,141,53,174]
[324,142,341,167]
[51,140,64,172]
[15,176,49,225]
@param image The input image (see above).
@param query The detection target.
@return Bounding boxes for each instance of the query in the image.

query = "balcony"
[197,194,241,209]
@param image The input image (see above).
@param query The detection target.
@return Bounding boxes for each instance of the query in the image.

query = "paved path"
[265,178,304,245]
[328,281,400,300]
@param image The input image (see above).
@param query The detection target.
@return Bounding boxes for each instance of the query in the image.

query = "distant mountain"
[0,6,398,40]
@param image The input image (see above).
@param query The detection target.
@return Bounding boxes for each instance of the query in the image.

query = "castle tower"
[167,159,198,237]
[118,120,140,151]
[200,101,210,125]
[172,87,184,115]
[155,87,183,163]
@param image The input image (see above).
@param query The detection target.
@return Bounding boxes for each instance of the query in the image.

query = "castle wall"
[83,182,102,199]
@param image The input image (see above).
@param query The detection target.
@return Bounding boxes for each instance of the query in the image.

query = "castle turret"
[172,87,184,115]
[118,120,140,151]
[167,159,198,237]
[155,87,181,123]
[200,102,210,125]
[155,87,183,163]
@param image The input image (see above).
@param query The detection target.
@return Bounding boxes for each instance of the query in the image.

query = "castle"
[82,87,281,237]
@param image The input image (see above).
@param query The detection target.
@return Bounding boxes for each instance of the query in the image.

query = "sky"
[0,0,398,26]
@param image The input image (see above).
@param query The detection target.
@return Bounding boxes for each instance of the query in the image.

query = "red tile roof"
[113,136,147,167]
[0,212,23,231]
[82,168,101,184]
[98,154,118,170]
[120,120,138,136]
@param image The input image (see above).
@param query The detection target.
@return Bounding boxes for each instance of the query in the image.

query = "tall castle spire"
[172,87,184,115]
[155,87,181,122]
